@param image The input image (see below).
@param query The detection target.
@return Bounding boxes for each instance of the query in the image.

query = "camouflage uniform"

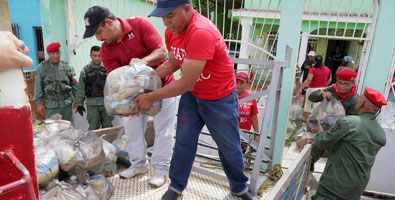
[74,62,113,130]
[33,60,77,122]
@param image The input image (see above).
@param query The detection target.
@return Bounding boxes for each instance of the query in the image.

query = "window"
[34,27,45,64]
[308,37,319,52]
[12,23,20,39]
[24,71,33,82]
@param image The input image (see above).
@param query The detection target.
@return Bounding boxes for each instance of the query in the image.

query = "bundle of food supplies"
[34,138,59,187]
[48,130,106,175]
[101,139,117,177]
[40,180,85,200]
[294,125,314,150]
[112,129,130,166]
[33,115,117,177]
[33,114,74,142]
[289,99,303,121]
[307,98,345,131]
[40,175,113,200]
[104,61,162,116]
[75,174,113,200]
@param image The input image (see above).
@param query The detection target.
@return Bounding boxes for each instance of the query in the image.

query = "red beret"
[46,42,61,53]
[336,70,357,81]
[236,72,249,82]
[364,87,387,107]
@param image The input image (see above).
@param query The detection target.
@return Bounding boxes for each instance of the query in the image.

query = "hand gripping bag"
[104,61,162,116]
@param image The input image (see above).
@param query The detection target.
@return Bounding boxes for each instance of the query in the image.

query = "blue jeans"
[168,90,248,195]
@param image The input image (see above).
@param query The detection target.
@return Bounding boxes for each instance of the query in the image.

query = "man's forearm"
[143,47,167,67]
[156,59,180,79]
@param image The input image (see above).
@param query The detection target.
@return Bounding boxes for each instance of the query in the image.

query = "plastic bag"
[75,174,114,200]
[101,138,117,164]
[102,161,117,177]
[40,180,84,200]
[100,138,117,176]
[379,101,395,129]
[307,98,345,130]
[33,114,73,142]
[104,61,162,116]
[112,129,130,166]
[35,141,59,188]
[294,126,314,150]
[289,99,303,121]
[49,131,106,175]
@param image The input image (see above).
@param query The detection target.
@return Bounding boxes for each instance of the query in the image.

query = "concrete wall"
[8,0,42,70]
[0,0,11,31]
[40,0,69,62]
[362,0,395,93]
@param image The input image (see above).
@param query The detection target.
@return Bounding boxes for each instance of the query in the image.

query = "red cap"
[46,42,61,53]
[336,70,357,81]
[236,72,249,82]
[364,87,387,107]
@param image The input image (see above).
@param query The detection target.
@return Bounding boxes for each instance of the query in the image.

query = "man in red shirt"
[132,1,257,199]
[83,6,177,188]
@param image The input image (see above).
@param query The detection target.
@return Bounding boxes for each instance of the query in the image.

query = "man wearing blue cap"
[132,1,257,199]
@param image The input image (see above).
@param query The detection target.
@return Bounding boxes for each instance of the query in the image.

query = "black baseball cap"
[148,0,190,17]
[83,6,111,39]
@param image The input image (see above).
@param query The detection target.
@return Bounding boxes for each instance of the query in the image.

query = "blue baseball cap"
[148,0,190,17]
[344,56,354,64]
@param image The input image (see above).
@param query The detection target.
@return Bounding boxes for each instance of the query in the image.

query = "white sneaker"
[149,174,166,188]
[119,167,148,179]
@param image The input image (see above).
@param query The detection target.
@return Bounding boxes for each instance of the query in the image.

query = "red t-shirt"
[308,66,330,88]
[100,17,173,86]
[165,10,235,100]
[238,92,259,131]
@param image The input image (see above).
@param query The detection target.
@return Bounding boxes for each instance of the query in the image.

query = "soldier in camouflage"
[73,46,113,130]
[33,42,78,123]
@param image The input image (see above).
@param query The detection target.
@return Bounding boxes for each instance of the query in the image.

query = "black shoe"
[234,191,259,200]
[161,189,180,200]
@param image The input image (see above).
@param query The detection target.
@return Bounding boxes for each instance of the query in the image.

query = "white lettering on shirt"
[128,32,135,40]
[170,46,186,61]
[170,46,211,82]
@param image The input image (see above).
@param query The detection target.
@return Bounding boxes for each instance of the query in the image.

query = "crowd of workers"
[0,0,389,199]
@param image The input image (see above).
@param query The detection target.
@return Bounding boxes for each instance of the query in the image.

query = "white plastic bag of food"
[100,138,117,176]
[34,141,59,188]
[104,61,162,116]
[289,99,303,121]
[75,174,113,200]
[49,131,106,174]
[112,129,130,166]
[307,98,345,130]
[40,180,84,200]
[33,114,73,142]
